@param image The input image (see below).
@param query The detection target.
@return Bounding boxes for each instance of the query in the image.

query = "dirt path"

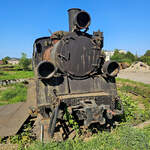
[118,71,150,84]
[134,120,150,129]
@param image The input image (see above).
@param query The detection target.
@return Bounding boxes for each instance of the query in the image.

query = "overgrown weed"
[117,78,150,124]
[0,83,27,105]
[26,125,150,150]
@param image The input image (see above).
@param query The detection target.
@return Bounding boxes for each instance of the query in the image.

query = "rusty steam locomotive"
[32,8,123,138]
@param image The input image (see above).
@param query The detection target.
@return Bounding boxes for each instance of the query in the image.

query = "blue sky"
[0,0,150,59]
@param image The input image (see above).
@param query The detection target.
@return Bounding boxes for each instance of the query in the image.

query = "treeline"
[110,49,150,65]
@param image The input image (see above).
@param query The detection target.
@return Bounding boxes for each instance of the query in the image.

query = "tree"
[111,49,136,64]
[19,53,31,70]
[138,50,150,66]
[139,55,150,66]
[144,50,150,56]
[111,49,126,62]
[2,56,10,64]
[126,51,135,61]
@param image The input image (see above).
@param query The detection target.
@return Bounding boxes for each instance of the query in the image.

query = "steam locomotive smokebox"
[53,32,101,78]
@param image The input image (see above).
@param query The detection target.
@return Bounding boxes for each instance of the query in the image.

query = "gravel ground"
[118,71,150,84]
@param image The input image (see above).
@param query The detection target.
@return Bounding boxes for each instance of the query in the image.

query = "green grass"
[0,64,14,67]
[0,77,150,149]
[117,78,150,89]
[26,125,150,150]
[24,78,150,150]
[117,78,150,98]
[117,78,150,124]
[0,83,27,105]
[0,71,34,80]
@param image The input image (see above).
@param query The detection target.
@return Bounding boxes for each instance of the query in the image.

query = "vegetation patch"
[0,71,34,80]
[0,78,150,149]
[0,116,36,150]
[0,83,27,105]
[111,49,150,66]
[117,78,150,97]
[117,78,150,124]
[63,106,79,133]
[26,125,150,150]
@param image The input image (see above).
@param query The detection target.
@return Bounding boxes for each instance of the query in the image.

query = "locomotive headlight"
[102,61,120,77]
[74,11,91,29]
[37,60,57,79]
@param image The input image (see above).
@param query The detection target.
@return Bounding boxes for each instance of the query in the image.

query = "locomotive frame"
[32,8,123,140]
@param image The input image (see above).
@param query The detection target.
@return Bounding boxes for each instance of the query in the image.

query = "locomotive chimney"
[68,8,91,32]
[68,8,81,32]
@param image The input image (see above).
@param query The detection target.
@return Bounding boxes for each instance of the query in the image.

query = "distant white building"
[104,51,114,61]
[104,49,127,61]
[8,58,20,65]
[118,49,127,54]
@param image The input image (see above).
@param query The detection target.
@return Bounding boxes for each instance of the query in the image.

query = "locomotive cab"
[32,8,123,139]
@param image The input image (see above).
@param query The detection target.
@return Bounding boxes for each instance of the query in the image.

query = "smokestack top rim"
[75,10,91,29]
[67,8,81,12]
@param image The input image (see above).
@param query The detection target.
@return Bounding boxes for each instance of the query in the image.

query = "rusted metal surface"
[43,47,51,61]
[0,79,36,138]
[55,32,101,78]
[32,8,123,139]
[58,92,109,99]
[102,61,120,77]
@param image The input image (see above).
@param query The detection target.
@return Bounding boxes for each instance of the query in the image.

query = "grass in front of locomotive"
[27,125,150,150]
[117,78,150,124]
[1,78,150,149]
[25,78,150,150]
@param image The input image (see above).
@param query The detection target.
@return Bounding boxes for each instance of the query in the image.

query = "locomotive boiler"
[32,8,123,139]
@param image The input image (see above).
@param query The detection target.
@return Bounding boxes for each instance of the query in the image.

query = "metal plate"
[56,32,101,77]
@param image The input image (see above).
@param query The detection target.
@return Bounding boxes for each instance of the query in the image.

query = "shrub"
[19,53,31,70]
